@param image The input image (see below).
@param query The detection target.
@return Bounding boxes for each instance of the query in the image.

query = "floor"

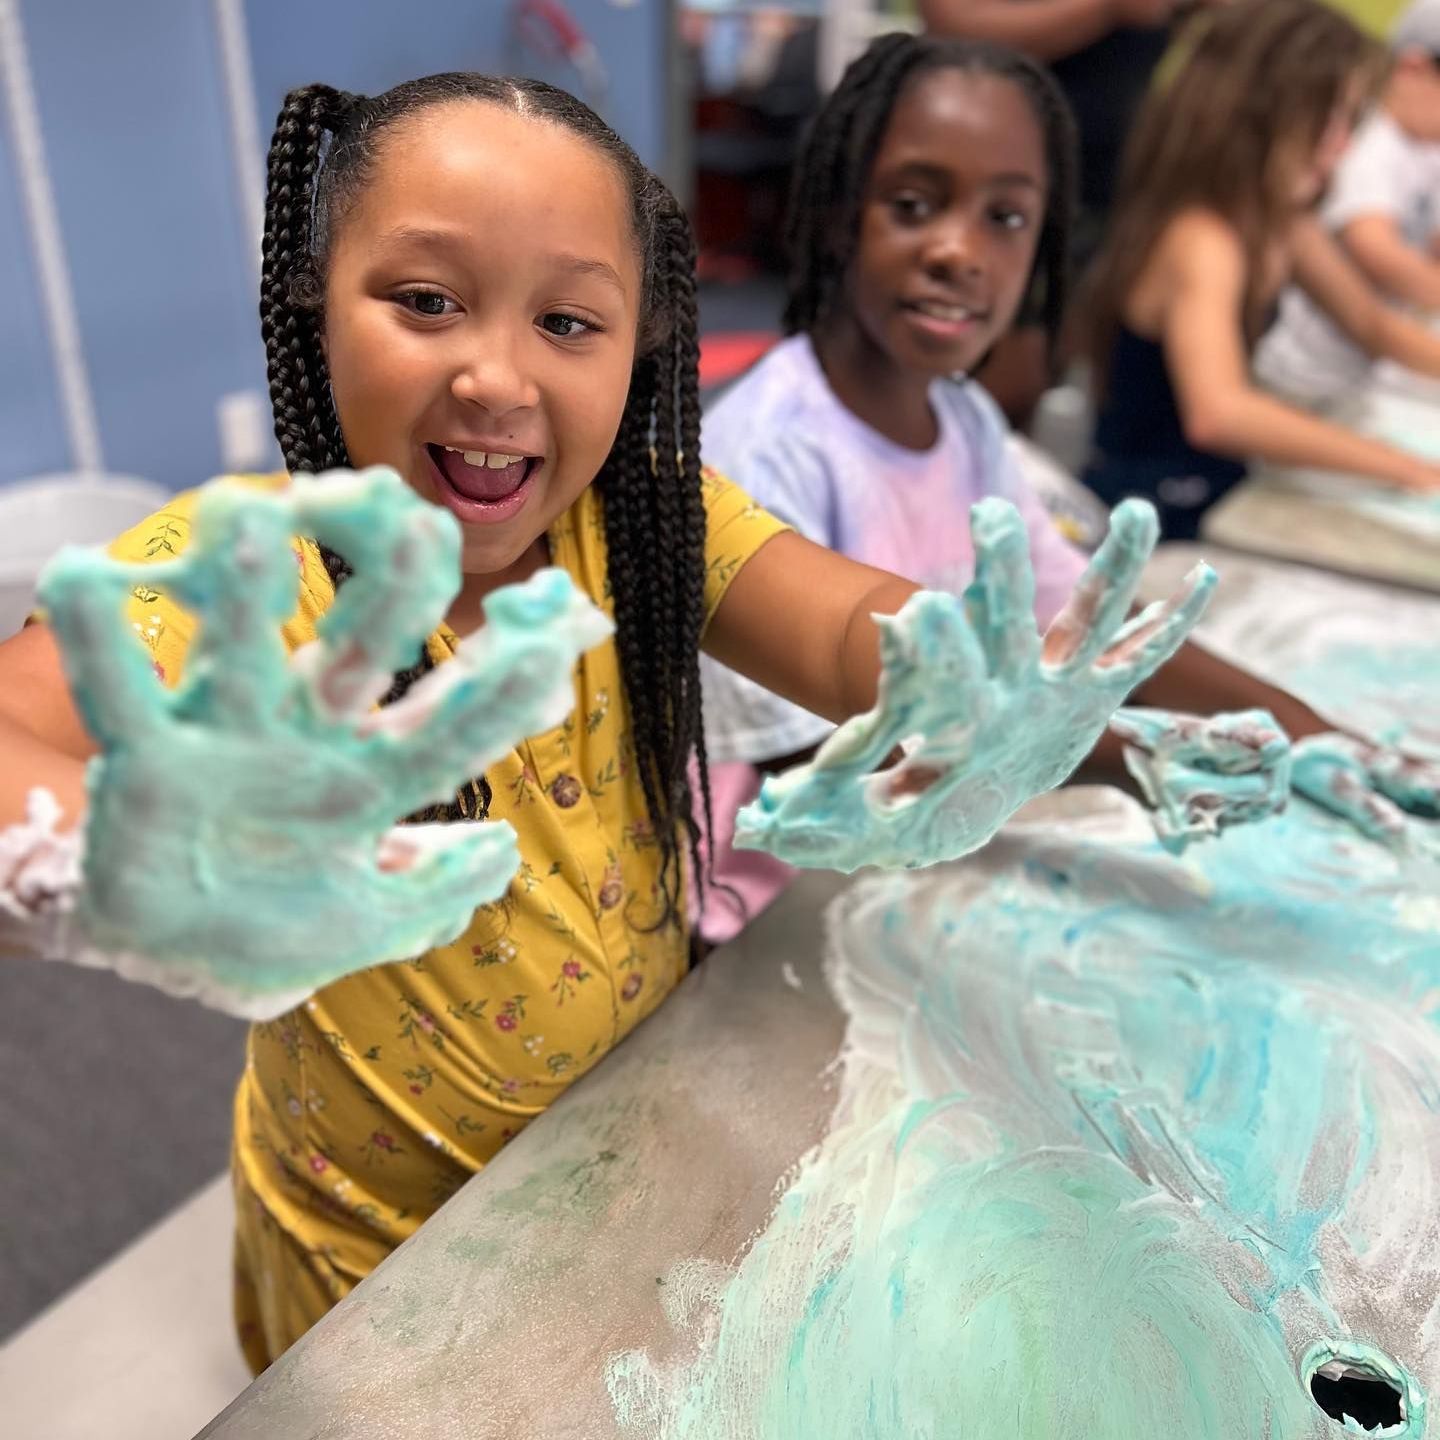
[0,956,245,1340]
[0,1176,250,1440]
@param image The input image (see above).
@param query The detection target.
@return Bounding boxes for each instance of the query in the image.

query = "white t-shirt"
[1258,110,1440,403]
[700,334,1087,764]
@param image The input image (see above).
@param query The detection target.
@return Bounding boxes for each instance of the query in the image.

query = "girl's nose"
[450,327,541,416]
[922,217,984,279]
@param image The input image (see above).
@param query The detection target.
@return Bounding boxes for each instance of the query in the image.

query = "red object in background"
[510,0,608,106]
[699,330,778,389]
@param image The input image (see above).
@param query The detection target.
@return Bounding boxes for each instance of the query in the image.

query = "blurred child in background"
[1258,0,1440,406]
[697,32,1331,943]
[1083,0,1440,541]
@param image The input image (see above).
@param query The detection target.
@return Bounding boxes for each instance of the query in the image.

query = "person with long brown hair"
[1082,0,1440,540]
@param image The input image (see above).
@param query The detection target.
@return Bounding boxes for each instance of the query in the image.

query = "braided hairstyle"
[782,34,1077,357]
[259,74,711,926]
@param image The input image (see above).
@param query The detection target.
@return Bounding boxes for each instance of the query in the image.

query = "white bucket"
[0,473,169,639]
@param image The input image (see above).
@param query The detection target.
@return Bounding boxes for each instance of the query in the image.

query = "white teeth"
[442,446,524,469]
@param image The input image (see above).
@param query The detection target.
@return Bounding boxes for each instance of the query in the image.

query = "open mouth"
[424,444,542,524]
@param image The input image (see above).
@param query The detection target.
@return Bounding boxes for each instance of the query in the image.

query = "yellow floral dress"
[104,469,787,1371]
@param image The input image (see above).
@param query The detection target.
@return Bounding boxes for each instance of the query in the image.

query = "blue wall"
[0,0,668,492]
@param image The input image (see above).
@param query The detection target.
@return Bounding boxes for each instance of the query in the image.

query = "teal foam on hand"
[1291,733,1440,851]
[36,468,611,1019]
[1113,707,1293,854]
[734,498,1215,871]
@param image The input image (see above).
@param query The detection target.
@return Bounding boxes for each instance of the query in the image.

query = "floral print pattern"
[105,468,787,1367]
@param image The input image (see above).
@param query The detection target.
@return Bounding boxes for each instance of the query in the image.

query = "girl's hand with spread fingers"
[1,469,610,1018]
[735,499,1215,871]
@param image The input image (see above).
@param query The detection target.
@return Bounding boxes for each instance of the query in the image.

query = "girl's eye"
[395,289,458,318]
[891,193,934,223]
[539,312,599,339]
[991,207,1032,233]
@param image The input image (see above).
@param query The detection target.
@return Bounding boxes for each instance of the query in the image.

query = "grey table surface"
[197,868,851,1439]
[197,545,1439,1438]
[1202,477,1440,593]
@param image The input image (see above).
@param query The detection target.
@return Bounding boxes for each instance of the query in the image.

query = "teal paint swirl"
[611,794,1440,1437]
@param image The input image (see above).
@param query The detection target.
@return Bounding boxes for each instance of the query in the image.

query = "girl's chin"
[458,530,552,584]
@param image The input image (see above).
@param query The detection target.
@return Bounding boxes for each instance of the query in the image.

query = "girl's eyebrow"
[879,160,1044,192]
[373,226,626,292]
[374,223,471,254]
[549,252,628,294]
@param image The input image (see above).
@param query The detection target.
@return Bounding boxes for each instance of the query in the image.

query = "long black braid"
[782,34,1078,356]
[259,74,712,924]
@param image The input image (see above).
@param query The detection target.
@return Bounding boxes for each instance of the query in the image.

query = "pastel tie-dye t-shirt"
[697,334,1087,942]
[701,334,1087,764]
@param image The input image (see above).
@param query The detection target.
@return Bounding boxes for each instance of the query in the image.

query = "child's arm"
[0,625,93,827]
[1340,213,1440,313]
[1129,640,1327,741]
[705,532,916,724]
[707,504,1209,748]
[917,0,1172,63]
[1292,215,1440,380]
[1158,212,1440,491]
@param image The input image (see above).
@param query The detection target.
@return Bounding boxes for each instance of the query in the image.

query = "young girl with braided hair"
[697,33,1340,943]
[0,72,1207,1367]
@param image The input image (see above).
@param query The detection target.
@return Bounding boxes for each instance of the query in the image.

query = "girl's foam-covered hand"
[1,469,611,1018]
[1291,733,1440,849]
[733,498,1215,871]
[1111,707,1293,853]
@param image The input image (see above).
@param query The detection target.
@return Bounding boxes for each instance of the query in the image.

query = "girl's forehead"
[874,71,1045,179]
[374,101,616,193]
[351,102,637,262]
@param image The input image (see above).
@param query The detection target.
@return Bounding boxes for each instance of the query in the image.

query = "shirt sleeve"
[963,386,1088,632]
[1324,121,1411,229]
[699,465,791,626]
[95,475,332,689]
[698,464,840,766]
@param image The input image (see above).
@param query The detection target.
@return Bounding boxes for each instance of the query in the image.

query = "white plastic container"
[0,473,170,638]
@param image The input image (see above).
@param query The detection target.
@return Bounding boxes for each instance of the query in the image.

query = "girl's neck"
[811,316,939,451]
[445,536,549,637]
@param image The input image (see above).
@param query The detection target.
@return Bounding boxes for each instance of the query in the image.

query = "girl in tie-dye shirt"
[699,34,1333,941]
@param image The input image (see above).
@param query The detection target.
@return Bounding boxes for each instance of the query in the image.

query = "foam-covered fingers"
[1112,707,1288,772]
[1043,500,1159,670]
[815,594,986,778]
[1092,563,1216,687]
[884,592,988,699]
[37,551,172,747]
[1365,748,1440,818]
[964,499,1040,682]
[374,823,521,933]
[1293,736,1408,845]
[164,487,316,729]
[294,470,462,720]
[358,571,609,818]
[297,822,521,990]
[1110,706,1202,754]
